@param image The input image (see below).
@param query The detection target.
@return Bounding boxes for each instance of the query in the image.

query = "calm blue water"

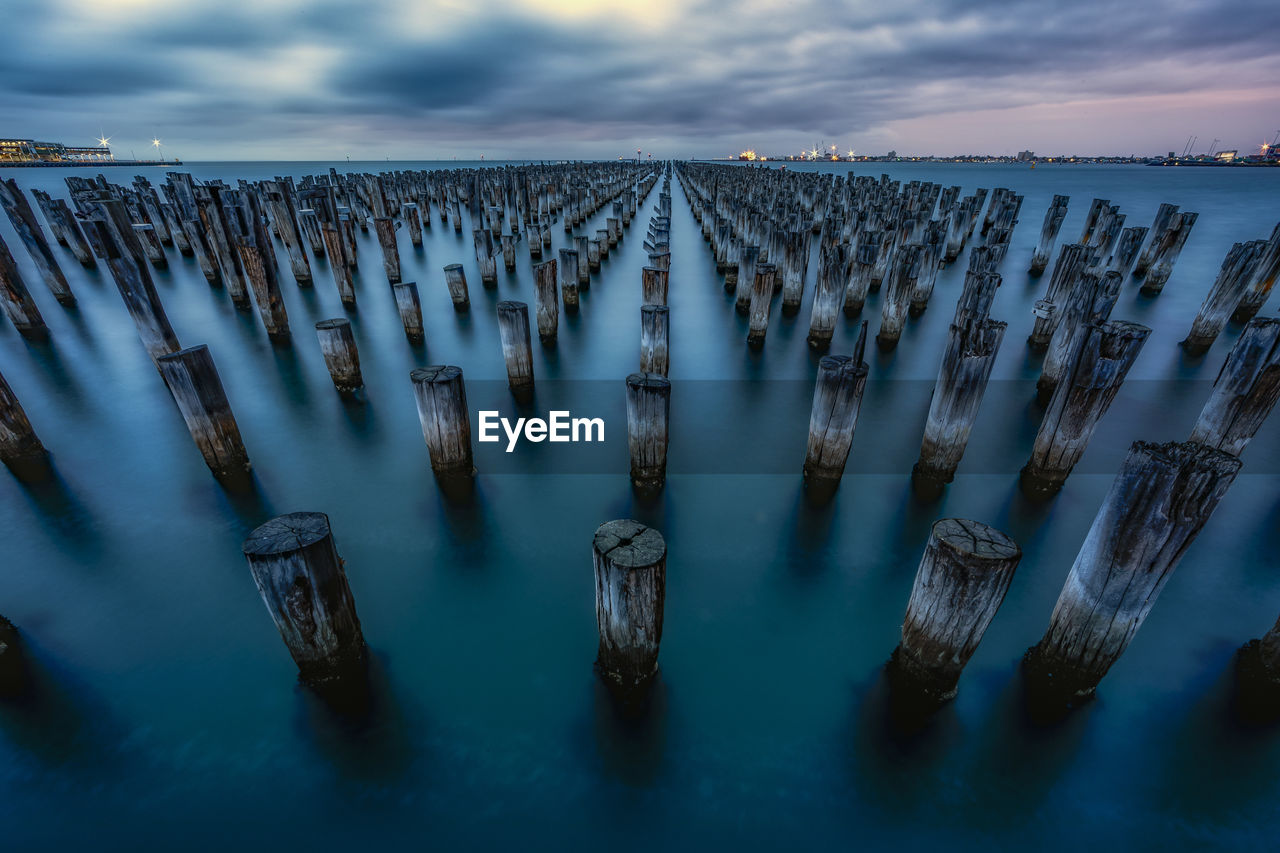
[1,160,1278,850]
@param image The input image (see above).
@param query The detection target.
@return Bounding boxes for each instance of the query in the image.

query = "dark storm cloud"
[1,0,1277,157]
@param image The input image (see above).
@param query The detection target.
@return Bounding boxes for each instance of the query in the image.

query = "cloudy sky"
[3,0,1278,160]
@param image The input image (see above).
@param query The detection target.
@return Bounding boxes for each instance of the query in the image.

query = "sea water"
[0,160,1278,849]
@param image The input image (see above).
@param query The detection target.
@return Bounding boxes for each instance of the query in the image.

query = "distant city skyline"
[2,0,1277,161]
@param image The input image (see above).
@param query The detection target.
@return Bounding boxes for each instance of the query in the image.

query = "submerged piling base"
[1020,643,1099,713]
[1234,641,1280,722]
[885,645,957,712]
[0,614,26,698]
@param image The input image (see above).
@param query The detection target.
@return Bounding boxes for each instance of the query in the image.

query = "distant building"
[1016,150,1035,161]
[0,137,113,163]
[1214,150,1238,162]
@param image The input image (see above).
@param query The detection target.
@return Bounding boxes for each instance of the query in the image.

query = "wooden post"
[641,266,669,306]
[474,229,497,285]
[242,512,366,684]
[321,223,355,306]
[596,228,610,261]
[1030,195,1069,275]
[1022,321,1151,494]
[575,235,591,289]
[1024,441,1240,704]
[625,372,670,491]
[877,243,922,350]
[1108,226,1148,277]
[374,217,401,284]
[497,300,535,393]
[803,326,869,484]
[842,230,879,316]
[807,245,846,350]
[746,262,776,348]
[0,179,73,305]
[533,258,559,343]
[1037,270,1123,404]
[593,519,666,690]
[559,248,580,311]
[913,318,1007,489]
[410,365,474,476]
[1188,318,1280,457]
[156,345,251,477]
[1029,243,1086,349]
[1237,613,1280,717]
[889,519,1021,704]
[1181,241,1264,355]
[230,193,291,340]
[1232,222,1280,324]
[391,281,424,344]
[0,613,23,695]
[132,224,168,269]
[315,319,363,393]
[0,232,46,336]
[442,263,470,311]
[85,204,181,363]
[502,234,517,272]
[640,304,669,377]
[0,367,46,465]
[402,202,424,247]
[1139,211,1197,295]
[734,244,761,315]
[1132,203,1178,276]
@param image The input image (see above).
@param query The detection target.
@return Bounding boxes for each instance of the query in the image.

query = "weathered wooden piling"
[914,318,1007,489]
[1022,321,1151,494]
[230,193,290,340]
[1139,211,1197,295]
[497,300,535,393]
[156,345,251,477]
[410,365,474,477]
[373,217,401,284]
[807,246,846,350]
[1024,441,1240,704]
[877,243,923,349]
[474,230,497,285]
[842,231,879,317]
[639,304,669,377]
[1037,270,1123,403]
[734,244,761,314]
[0,367,46,465]
[641,266,669,307]
[558,248,580,311]
[533,259,559,343]
[746,262,776,348]
[596,228,610,261]
[502,234,517,272]
[0,179,73,305]
[1132,203,1178,277]
[242,512,366,684]
[85,203,181,362]
[1028,243,1086,349]
[592,519,667,690]
[803,326,869,484]
[625,372,670,491]
[1107,226,1148,278]
[402,202,424,247]
[1181,241,1264,355]
[442,263,470,312]
[315,319,363,393]
[0,233,46,336]
[133,224,167,269]
[1188,318,1280,456]
[1030,195,1069,275]
[575,235,591,289]
[1232,222,1280,324]
[889,519,1021,704]
[391,281,424,344]
[1237,613,1280,716]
